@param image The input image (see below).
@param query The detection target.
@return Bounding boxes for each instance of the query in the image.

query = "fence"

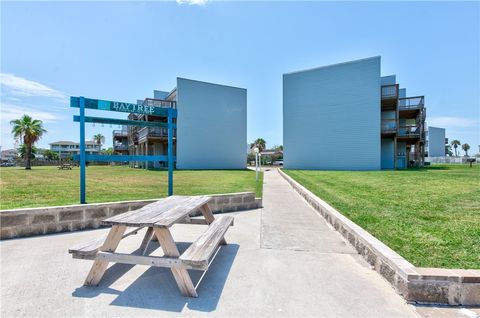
[426,156,478,164]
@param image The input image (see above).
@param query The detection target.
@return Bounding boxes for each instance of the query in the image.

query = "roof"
[49,141,76,145]
[177,77,247,91]
[49,141,99,146]
[283,56,381,76]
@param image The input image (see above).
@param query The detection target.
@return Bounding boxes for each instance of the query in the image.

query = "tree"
[462,143,470,156]
[451,140,461,157]
[445,144,453,156]
[43,149,59,160]
[19,144,37,159]
[102,147,114,155]
[93,133,105,148]
[10,115,46,169]
[247,153,256,165]
[253,138,266,152]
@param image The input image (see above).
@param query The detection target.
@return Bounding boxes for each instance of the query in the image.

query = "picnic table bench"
[58,163,73,170]
[69,195,234,297]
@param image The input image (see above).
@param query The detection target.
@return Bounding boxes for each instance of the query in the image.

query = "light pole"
[254,147,259,181]
[258,153,262,172]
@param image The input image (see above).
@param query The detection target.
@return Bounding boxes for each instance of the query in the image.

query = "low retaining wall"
[0,192,262,240]
[278,169,479,306]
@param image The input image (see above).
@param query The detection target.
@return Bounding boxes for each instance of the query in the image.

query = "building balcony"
[113,144,128,151]
[113,130,128,137]
[50,146,71,152]
[143,98,177,109]
[399,96,424,110]
[137,127,176,141]
[381,84,399,99]
[381,119,397,134]
[398,125,421,138]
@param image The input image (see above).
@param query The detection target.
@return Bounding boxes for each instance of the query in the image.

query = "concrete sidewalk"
[1,168,419,317]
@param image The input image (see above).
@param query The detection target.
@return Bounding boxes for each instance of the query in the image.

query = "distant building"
[128,78,247,169]
[0,149,18,162]
[425,126,446,157]
[259,148,283,164]
[283,56,426,170]
[49,141,101,159]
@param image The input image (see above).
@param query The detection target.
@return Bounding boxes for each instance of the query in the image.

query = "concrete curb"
[278,169,479,305]
[0,192,262,240]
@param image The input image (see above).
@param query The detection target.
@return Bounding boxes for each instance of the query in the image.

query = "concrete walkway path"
[259,168,419,317]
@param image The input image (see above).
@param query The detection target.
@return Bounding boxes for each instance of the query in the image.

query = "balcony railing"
[143,98,176,109]
[50,147,100,152]
[113,144,128,151]
[381,84,398,99]
[399,96,424,110]
[398,124,421,137]
[138,127,176,140]
[381,119,397,133]
[113,130,128,137]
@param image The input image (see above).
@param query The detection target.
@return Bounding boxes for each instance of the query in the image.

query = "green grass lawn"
[284,165,480,269]
[0,166,263,210]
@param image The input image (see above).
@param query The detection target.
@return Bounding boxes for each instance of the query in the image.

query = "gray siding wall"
[283,57,381,170]
[381,75,396,86]
[154,90,169,99]
[176,78,247,169]
[427,126,446,157]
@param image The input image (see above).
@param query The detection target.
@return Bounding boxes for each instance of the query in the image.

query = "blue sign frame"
[71,96,176,204]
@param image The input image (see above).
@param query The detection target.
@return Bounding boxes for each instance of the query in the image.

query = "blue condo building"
[283,56,426,170]
[119,78,247,170]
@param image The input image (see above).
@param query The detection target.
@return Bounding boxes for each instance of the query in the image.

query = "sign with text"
[70,97,174,116]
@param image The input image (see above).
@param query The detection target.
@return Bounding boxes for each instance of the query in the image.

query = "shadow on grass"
[138,168,255,172]
[72,242,239,313]
[391,165,451,172]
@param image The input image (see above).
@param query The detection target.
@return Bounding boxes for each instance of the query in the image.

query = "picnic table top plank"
[102,195,212,228]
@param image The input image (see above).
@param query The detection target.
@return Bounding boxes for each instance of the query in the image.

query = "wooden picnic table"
[69,195,234,297]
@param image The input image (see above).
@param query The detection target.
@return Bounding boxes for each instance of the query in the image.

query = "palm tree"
[93,133,105,149]
[10,115,46,170]
[253,138,266,152]
[19,144,37,159]
[451,140,461,157]
[462,143,470,156]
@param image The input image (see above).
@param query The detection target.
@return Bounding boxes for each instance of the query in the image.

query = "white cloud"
[176,0,208,5]
[0,103,64,147]
[1,103,61,124]
[0,73,67,101]
[428,116,479,129]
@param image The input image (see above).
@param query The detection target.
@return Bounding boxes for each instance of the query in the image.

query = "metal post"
[259,153,262,172]
[255,152,258,181]
[79,96,86,204]
[167,109,173,196]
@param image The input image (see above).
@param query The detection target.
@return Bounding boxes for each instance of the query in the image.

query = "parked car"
[0,162,16,167]
[273,160,283,166]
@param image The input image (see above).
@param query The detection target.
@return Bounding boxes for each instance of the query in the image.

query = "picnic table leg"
[139,227,155,255]
[200,204,227,245]
[153,227,198,298]
[84,225,126,286]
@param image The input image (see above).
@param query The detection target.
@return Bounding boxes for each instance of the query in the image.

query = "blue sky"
[1,1,479,153]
